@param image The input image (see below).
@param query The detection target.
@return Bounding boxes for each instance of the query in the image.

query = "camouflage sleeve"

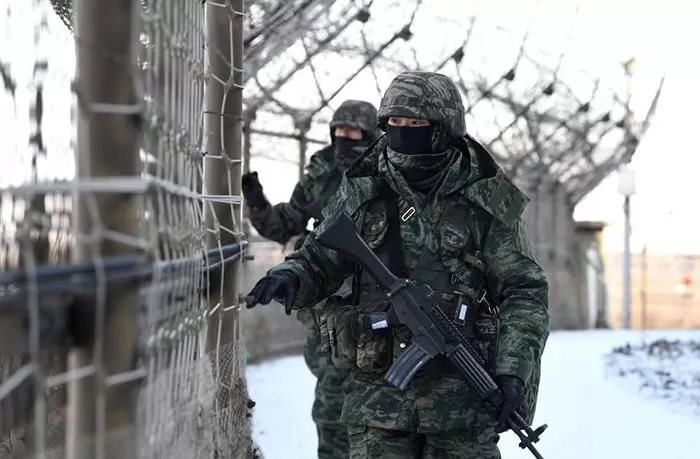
[482,218,550,384]
[248,151,330,245]
[268,176,356,309]
[248,180,311,246]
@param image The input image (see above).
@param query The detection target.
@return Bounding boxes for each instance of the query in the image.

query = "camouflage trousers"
[300,308,350,459]
[346,425,501,459]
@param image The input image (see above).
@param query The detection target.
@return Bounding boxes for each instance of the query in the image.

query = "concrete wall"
[605,252,700,329]
[521,180,585,329]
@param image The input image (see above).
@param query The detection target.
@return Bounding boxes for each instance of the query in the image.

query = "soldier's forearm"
[248,202,307,245]
[494,286,549,382]
[277,234,348,309]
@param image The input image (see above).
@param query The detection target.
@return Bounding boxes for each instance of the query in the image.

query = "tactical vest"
[321,146,542,424]
[324,178,500,379]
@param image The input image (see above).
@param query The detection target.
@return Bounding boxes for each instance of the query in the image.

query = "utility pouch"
[324,303,359,370]
[355,303,393,373]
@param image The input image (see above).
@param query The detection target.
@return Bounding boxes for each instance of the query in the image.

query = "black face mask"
[386,125,433,155]
[334,136,369,169]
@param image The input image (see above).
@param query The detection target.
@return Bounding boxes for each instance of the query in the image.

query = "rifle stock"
[315,211,400,290]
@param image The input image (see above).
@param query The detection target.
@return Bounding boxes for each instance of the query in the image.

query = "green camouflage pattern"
[376,72,467,138]
[248,99,379,244]
[248,108,372,457]
[330,100,380,141]
[271,134,549,444]
[248,146,339,246]
[247,148,343,456]
[314,366,351,458]
[347,397,500,458]
[248,146,351,457]
[385,146,457,191]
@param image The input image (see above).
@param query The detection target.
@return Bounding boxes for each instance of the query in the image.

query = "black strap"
[375,178,407,278]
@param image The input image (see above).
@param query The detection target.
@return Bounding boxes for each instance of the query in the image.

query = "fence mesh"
[0,0,253,458]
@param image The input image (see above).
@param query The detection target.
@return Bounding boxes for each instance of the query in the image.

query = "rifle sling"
[375,178,408,278]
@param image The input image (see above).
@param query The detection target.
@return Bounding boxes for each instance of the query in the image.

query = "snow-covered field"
[247,330,700,459]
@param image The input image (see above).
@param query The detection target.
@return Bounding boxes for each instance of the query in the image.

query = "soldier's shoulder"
[305,146,335,180]
[331,174,377,216]
[458,137,529,227]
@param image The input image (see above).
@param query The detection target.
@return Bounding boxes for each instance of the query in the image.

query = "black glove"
[244,270,300,315]
[494,375,524,433]
[241,171,268,208]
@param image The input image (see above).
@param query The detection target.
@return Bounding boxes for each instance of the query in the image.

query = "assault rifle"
[315,211,547,458]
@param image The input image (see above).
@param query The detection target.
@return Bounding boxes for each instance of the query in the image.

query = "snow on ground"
[247,330,700,459]
[604,336,700,418]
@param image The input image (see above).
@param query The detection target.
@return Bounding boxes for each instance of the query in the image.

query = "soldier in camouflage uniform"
[241,100,378,459]
[245,72,550,458]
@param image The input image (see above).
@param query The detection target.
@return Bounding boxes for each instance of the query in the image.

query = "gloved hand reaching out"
[244,270,300,315]
[241,171,268,208]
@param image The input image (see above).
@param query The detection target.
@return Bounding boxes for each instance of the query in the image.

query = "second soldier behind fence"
[245,72,550,459]
[241,99,378,459]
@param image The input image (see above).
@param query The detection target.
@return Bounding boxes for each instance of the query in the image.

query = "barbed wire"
[237,0,665,205]
[46,0,665,205]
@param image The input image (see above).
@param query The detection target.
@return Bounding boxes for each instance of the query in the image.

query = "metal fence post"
[202,0,248,455]
[296,118,311,180]
[66,0,141,457]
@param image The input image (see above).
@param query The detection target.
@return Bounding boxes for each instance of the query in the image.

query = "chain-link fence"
[0,0,254,457]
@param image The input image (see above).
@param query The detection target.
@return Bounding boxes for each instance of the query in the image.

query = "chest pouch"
[449,259,500,370]
[418,202,501,371]
[336,180,405,373]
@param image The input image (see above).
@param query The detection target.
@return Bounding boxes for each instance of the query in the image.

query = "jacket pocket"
[325,304,358,370]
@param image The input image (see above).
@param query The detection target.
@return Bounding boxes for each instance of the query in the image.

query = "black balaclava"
[334,135,371,170]
[385,124,455,192]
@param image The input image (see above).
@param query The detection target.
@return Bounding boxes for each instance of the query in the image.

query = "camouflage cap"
[330,99,379,141]
[377,71,466,138]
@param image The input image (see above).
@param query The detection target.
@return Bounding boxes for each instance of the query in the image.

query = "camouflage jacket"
[271,136,550,431]
[248,146,342,247]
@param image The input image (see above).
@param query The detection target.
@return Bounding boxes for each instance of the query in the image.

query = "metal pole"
[296,118,311,180]
[67,0,141,457]
[202,0,248,455]
[242,110,254,237]
[203,0,244,349]
[622,195,632,329]
[243,110,254,174]
[641,244,648,329]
